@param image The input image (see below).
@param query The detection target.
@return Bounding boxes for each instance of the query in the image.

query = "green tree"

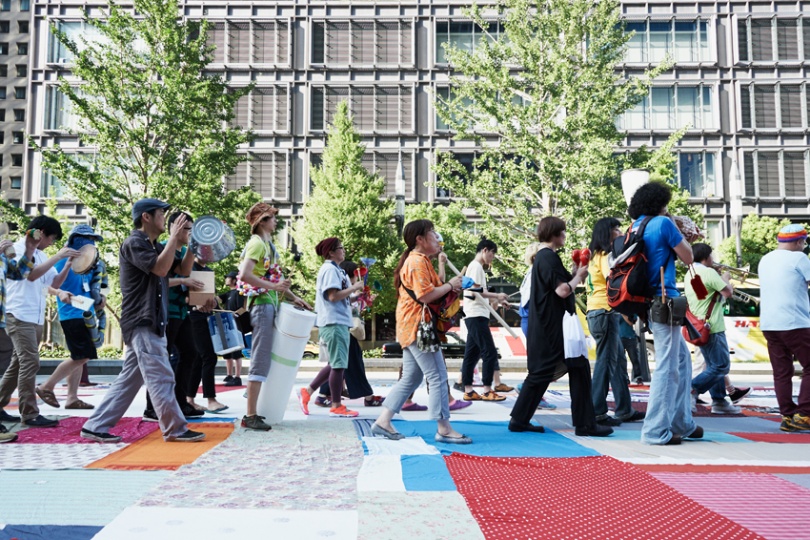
[291,102,400,314]
[31,0,261,255]
[433,0,681,268]
[717,214,804,273]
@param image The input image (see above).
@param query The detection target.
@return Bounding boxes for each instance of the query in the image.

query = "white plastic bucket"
[208,312,245,355]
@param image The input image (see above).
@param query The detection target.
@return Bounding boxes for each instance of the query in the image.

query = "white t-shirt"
[463,259,490,319]
[759,249,810,331]
[6,240,58,325]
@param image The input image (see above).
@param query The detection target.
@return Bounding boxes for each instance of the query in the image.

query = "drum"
[208,311,245,355]
[72,244,99,275]
[189,216,236,263]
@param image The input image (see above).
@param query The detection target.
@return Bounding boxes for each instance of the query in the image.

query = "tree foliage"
[31,0,261,259]
[717,214,806,272]
[291,102,400,314]
[433,0,690,270]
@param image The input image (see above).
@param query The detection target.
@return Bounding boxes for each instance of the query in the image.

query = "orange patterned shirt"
[396,251,441,348]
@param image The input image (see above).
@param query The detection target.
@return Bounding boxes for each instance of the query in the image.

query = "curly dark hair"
[627,182,672,220]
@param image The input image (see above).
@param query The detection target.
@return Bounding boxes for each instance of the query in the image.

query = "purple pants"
[763,328,810,417]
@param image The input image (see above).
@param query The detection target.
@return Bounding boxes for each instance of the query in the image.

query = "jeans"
[587,310,632,420]
[692,332,730,401]
[621,337,642,380]
[763,328,810,417]
[640,322,697,445]
[383,343,450,421]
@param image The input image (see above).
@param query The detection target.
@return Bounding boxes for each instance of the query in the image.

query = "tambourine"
[72,244,99,275]
[673,216,703,243]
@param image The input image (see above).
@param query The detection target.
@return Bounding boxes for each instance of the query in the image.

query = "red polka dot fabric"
[444,454,763,540]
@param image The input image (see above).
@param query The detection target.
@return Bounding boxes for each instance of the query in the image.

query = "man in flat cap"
[81,198,205,443]
[759,224,810,432]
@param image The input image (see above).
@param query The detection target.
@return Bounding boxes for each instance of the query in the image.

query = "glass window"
[625,22,647,63]
[750,19,773,61]
[10,176,21,189]
[16,43,27,55]
[13,108,23,121]
[0,43,8,55]
[0,87,6,99]
[14,86,25,99]
[650,87,674,129]
[0,109,4,121]
[674,22,698,62]
[776,19,799,60]
[0,0,9,11]
[20,0,29,11]
[41,170,67,199]
[0,21,8,33]
[12,131,23,143]
[436,21,502,64]
[15,64,24,76]
[11,154,22,167]
[678,152,716,197]
[648,22,671,63]
[49,21,81,63]
[18,21,28,33]
[0,64,6,76]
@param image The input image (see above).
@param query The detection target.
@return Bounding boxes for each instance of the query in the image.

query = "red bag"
[681,293,719,346]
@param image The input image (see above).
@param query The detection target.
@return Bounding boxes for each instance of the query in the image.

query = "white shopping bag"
[563,311,589,359]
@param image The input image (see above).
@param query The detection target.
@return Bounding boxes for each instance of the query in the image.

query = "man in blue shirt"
[628,183,700,446]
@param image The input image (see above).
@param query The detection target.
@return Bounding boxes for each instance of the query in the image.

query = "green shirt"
[683,262,728,334]
[242,235,279,307]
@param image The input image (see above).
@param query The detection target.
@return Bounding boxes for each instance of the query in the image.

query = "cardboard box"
[188,270,216,306]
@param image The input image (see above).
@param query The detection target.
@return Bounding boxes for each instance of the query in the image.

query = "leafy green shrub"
[97,345,123,359]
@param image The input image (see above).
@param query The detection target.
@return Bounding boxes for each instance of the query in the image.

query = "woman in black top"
[509,216,611,436]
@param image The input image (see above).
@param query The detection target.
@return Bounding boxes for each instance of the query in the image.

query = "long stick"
[445,259,519,339]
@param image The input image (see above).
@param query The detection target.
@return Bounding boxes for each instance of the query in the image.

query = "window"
[740,83,808,129]
[738,18,806,62]
[435,21,504,64]
[19,0,29,11]
[13,108,23,121]
[0,109,3,121]
[0,22,9,33]
[0,87,6,99]
[10,177,21,189]
[619,85,714,130]
[0,155,2,166]
[12,131,23,143]
[205,20,290,66]
[435,152,475,199]
[225,152,289,201]
[624,20,712,63]
[310,86,413,132]
[743,150,808,198]
[0,65,6,76]
[41,170,67,199]
[0,131,3,143]
[0,0,8,11]
[16,43,27,55]
[312,20,413,66]
[15,64,25,77]
[434,87,477,131]
[361,152,415,199]
[0,43,8,55]
[229,86,289,132]
[18,21,28,33]
[678,153,717,197]
[14,86,25,99]
[11,154,22,167]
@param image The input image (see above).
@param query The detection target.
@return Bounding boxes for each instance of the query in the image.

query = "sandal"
[364,396,384,407]
[35,387,60,408]
[64,399,95,410]
[481,391,506,402]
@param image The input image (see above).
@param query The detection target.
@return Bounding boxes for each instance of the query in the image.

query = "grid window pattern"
[743,150,808,198]
[740,83,809,129]
[205,20,290,66]
[225,152,289,201]
[678,152,717,198]
[435,21,505,64]
[311,20,413,66]
[619,85,714,130]
[624,20,712,63]
[310,86,413,133]
[229,86,289,132]
[738,17,809,62]
[45,86,79,131]
[360,152,414,199]
[48,21,109,63]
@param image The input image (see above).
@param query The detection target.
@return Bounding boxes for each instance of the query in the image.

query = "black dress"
[510,247,596,428]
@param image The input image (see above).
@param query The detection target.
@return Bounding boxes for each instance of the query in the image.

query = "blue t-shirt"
[55,258,95,321]
[759,249,810,331]
[634,215,684,298]
[315,261,352,328]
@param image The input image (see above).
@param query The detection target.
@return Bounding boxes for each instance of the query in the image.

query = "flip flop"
[65,400,95,410]
[35,387,60,408]
[207,405,229,414]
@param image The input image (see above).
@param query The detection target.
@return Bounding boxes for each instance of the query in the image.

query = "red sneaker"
[329,404,359,418]
[298,387,311,415]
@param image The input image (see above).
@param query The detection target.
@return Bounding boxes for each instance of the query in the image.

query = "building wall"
[21,0,810,247]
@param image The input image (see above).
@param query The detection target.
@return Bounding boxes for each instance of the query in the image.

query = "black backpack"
[607,216,655,318]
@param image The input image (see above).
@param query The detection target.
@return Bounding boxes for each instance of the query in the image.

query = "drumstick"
[445,259,519,339]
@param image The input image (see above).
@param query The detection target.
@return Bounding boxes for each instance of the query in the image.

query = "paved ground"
[0,369,807,540]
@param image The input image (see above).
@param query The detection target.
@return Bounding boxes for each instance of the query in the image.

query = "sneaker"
[452,381,465,393]
[23,415,58,428]
[329,405,359,418]
[728,387,752,404]
[537,399,557,410]
[223,375,234,383]
[182,406,205,419]
[596,416,622,427]
[463,391,482,401]
[575,424,613,437]
[142,410,159,422]
[780,415,799,432]
[298,387,311,415]
[224,376,242,387]
[0,409,20,423]
[241,415,272,431]
[619,410,646,423]
[171,430,206,442]
[516,383,524,393]
[314,395,332,408]
[0,424,18,443]
[711,399,742,415]
[80,428,122,443]
[787,413,810,431]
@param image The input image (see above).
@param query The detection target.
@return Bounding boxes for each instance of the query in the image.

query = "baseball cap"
[132,198,171,221]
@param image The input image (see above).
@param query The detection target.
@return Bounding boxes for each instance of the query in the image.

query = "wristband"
[565,282,573,293]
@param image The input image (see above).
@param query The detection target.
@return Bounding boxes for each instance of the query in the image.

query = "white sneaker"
[711,399,741,415]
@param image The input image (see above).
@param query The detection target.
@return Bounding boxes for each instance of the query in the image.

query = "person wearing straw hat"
[238,203,311,431]
[759,224,810,432]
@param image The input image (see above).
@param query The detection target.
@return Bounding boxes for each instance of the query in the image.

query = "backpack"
[607,216,655,317]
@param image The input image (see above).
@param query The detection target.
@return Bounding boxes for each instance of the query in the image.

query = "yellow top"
[586,251,612,312]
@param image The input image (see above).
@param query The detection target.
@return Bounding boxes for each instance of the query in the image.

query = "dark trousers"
[0,328,12,378]
[319,336,373,399]
[188,316,218,399]
[511,355,596,429]
[461,317,498,387]
[622,337,643,380]
[763,328,810,417]
[145,317,195,412]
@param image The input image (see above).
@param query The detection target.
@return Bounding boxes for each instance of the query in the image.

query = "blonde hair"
[523,242,542,266]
